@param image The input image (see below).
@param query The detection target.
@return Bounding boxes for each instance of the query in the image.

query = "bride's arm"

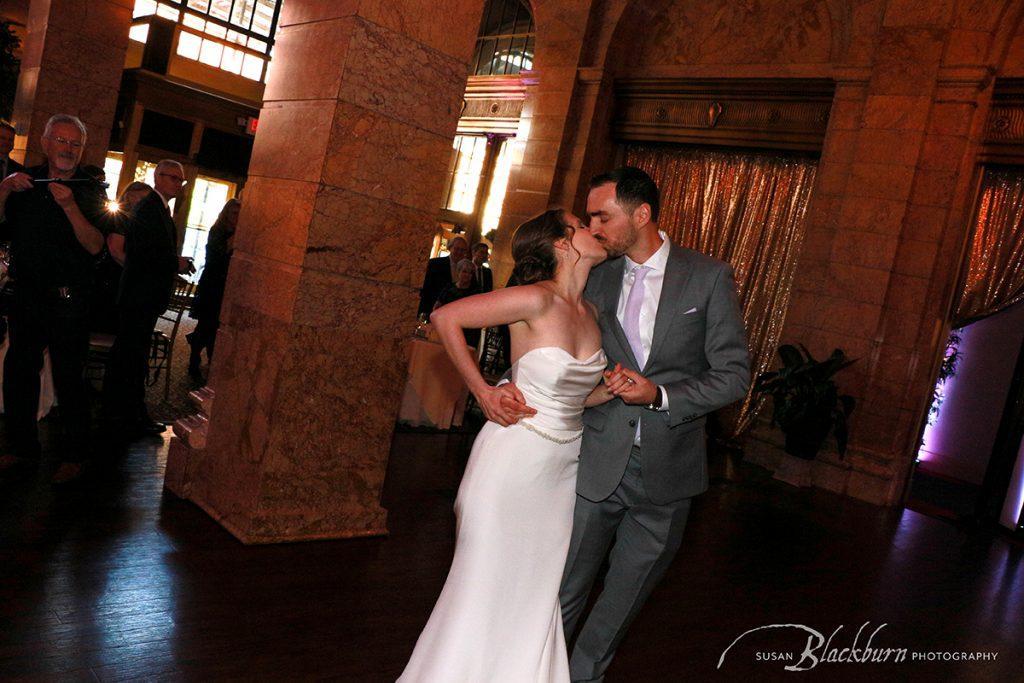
[430,286,546,426]
[584,382,614,407]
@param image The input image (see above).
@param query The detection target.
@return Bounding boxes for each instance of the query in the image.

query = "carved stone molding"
[613,78,835,152]
[982,79,1024,163]
[457,75,527,135]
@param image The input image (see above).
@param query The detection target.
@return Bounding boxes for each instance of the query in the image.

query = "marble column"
[489,0,596,283]
[172,1,484,543]
[11,0,132,167]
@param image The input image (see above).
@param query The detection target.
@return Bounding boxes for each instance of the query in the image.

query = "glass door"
[183,175,236,275]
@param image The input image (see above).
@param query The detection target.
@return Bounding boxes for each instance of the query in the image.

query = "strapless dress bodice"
[512,346,607,435]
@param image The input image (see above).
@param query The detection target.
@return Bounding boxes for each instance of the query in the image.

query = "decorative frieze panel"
[613,79,834,152]
[983,79,1024,163]
[457,75,527,136]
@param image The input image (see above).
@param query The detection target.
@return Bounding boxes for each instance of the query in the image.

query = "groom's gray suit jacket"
[579,243,750,505]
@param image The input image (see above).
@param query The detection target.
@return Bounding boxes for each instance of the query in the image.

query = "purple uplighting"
[1001,441,1024,530]
[918,304,1024,530]
[916,332,965,467]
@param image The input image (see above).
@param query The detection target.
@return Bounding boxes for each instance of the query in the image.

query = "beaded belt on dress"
[517,421,583,444]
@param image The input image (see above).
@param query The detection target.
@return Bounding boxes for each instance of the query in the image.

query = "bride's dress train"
[399,346,606,683]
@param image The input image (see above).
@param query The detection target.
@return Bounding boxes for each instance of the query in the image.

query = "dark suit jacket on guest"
[476,265,493,293]
[1,156,23,178]
[118,190,179,314]
[418,255,454,318]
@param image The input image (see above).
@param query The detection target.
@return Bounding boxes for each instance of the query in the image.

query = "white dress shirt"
[616,231,671,442]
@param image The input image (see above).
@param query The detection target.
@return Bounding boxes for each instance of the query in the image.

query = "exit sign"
[237,116,259,135]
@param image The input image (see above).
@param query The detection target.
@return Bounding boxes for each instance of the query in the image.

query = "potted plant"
[753,344,856,460]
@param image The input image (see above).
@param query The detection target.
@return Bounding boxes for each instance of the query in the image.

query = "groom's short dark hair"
[589,166,660,222]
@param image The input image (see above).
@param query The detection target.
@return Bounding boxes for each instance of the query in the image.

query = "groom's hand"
[479,382,536,426]
[604,365,657,405]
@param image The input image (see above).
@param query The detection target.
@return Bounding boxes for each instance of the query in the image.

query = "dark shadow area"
[0,421,1021,681]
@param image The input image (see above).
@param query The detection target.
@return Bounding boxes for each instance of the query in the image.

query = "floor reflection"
[0,427,1021,681]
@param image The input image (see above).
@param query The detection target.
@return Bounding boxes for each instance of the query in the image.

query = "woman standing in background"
[187,198,240,382]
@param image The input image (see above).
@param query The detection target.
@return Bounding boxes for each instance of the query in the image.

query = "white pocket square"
[684,307,698,315]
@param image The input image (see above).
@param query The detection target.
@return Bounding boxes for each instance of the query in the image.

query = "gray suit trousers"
[559,446,692,683]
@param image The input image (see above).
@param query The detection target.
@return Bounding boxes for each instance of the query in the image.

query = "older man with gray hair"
[103,159,193,439]
[0,113,110,484]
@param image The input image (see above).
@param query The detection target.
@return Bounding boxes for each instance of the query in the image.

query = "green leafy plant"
[753,344,857,460]
[0,22,20,121]
[927,331,962,426]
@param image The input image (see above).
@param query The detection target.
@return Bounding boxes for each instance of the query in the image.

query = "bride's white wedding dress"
[399,346,607,683]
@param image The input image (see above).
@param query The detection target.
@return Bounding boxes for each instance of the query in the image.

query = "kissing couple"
[400,167,750,682]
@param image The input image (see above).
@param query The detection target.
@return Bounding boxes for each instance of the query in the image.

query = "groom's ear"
[632,202,652,229]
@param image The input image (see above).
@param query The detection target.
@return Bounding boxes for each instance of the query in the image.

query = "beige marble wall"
[176,0,484,543]
[471,0,1024,507]
[11,0,132,167]
[584,0,1024,506]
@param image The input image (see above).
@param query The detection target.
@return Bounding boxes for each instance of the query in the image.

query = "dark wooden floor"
[1,423,1022,682]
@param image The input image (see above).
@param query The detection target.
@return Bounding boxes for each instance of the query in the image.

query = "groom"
[561,167,749,681]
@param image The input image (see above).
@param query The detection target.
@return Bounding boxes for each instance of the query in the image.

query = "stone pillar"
[171,1,484,543]
[11,0,132,166]
[489,1,595,283]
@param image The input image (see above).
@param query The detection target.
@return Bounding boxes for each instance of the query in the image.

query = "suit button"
[628,419,637,427]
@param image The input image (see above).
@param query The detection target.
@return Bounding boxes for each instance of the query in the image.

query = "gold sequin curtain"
[954,167,1024,327]
[625,145,818,436]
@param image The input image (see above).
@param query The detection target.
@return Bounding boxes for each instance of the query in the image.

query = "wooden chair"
[148,278,196,402]
[85,331,116,390]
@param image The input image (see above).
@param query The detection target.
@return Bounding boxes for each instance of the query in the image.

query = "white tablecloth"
[0,336,56,420]
[398,338,470,429]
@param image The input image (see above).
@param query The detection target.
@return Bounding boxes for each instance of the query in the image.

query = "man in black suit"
[471,242,493,293]
[0,114,110,484]
[103,159,193,438]
[0,121,22,178]
[417,235,469,318]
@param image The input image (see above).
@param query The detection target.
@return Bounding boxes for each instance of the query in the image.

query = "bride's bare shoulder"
[509,282,556,307]
[465,281,552,323]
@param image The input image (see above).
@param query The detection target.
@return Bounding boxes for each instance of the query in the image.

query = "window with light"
[471,0,535,76]
[131,0,280,82]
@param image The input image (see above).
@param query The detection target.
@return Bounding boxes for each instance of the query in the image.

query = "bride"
[398,209,611,682]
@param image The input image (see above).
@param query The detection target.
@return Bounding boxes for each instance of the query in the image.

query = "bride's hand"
[604,365,657,405]
[584,382,614,407]
[478,383,537,427]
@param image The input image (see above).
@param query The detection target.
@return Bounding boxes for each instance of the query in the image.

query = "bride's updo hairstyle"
[511,209,574,285]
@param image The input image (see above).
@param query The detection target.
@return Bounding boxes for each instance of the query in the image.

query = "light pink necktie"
[622,265,650,367]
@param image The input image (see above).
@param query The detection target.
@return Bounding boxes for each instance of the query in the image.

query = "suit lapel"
[645,244,693,371]
[600,258,642,371]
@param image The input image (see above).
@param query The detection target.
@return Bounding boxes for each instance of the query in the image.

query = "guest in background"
[0,121,22,178]
[0,120,18,341]
[418,235,469,319]
[433,258,481,348]
[0,114,110,483]
[497,272,519,371]
[105,181,155,266]
[92,181,152,334]
[103,160,192,438]
[187,198,240,382]
[472,242,493,293]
